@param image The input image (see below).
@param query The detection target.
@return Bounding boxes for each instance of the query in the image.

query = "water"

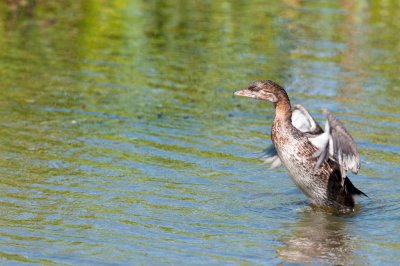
[0,1,399,265]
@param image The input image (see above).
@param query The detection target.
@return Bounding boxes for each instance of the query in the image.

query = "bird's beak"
[233,89,256,99]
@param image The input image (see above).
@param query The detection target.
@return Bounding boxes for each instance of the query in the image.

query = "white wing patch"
[291,104,318,133]
[308,121,331,155]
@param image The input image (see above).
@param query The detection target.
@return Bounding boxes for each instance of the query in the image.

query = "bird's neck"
[274,98,292,122]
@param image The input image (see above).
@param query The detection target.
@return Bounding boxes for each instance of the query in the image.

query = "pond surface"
[0,1,399,265]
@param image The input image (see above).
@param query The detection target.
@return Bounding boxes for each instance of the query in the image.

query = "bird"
[234,80,367,211]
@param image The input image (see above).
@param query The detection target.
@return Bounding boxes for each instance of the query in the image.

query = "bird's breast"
[272,120,329,203]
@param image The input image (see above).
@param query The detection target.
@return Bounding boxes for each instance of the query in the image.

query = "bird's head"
[234,80,288,103]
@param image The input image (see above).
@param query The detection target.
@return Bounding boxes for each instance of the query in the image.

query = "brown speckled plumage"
[234,80,366,211]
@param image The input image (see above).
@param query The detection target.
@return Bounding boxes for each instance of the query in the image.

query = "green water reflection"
[0,0,399,264]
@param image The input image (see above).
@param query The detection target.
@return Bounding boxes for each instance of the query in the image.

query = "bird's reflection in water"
[277,207,354,265]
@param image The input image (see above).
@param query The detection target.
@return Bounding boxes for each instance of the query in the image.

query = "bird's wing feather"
[260,144,282,169]
[324,110,360,176]
[291,104,323,134]
[308,109,360,180]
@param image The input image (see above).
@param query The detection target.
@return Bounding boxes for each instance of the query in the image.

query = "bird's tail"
[344,177,368,197]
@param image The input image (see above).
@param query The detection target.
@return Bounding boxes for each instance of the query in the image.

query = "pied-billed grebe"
[234,80,367,211]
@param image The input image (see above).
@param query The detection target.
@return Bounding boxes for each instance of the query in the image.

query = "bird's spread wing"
[261,104,323,168]
[260,144,282,169]
[308,109,360,179]
[291,104,324,134]
[324,110,360,176]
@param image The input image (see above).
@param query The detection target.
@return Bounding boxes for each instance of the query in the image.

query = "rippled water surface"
[0,1,399,265]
